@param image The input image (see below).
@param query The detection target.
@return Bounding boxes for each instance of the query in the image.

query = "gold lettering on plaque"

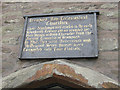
[24,15,93,52]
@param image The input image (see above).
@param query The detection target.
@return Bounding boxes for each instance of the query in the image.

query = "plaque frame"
[19,11,99,60]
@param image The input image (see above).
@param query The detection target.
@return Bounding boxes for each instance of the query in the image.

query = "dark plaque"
[19,11,99,59]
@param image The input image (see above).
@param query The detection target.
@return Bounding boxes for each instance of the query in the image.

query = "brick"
[99,38,118,51]
[2,47,12,53]
[98,20,118,30]
[100,10,118,18]
[43,8,65,13]
[98,30,118,51]
[98,51,118,61]
[100,3,118,9]
[106,11,118,17]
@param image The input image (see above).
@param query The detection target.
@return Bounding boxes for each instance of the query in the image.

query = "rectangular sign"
[19,11,99,59]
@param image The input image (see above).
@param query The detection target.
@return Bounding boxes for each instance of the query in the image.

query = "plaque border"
[19,11,99,60]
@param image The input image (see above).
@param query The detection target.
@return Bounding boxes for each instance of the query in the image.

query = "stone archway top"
[1,59,120,89]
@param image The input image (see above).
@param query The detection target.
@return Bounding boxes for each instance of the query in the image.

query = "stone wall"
[2,2,119,82]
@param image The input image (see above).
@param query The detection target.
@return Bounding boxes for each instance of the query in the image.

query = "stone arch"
[1,60,119,89]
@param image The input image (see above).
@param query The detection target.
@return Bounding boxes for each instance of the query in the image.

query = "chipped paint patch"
[26,63,89,88]
[101,82,120,88]
[26,64,55,82]
[55,64,88,84]
[55,60,119,88]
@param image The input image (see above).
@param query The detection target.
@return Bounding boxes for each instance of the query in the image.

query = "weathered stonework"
[1,2,119,89]
[1,60,120,89]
